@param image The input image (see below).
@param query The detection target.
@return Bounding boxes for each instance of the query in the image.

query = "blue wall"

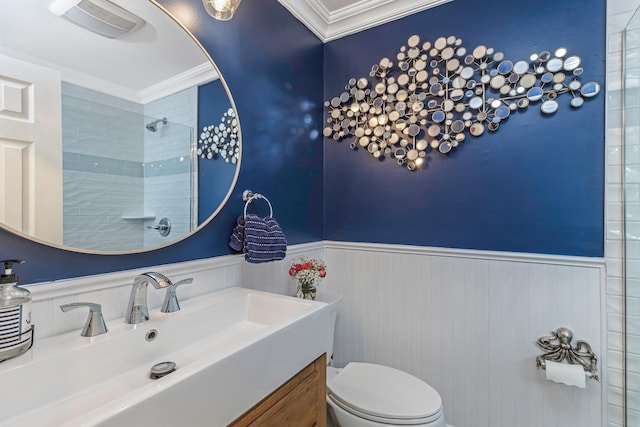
[0,0,606,283]
[0,0,324,284]
[323,0,606,257]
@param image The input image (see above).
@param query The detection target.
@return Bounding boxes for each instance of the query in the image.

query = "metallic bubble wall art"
[198,108,239,163]
[323,34,601,171]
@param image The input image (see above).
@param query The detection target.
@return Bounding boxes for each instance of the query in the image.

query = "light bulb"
[202,0,242,21]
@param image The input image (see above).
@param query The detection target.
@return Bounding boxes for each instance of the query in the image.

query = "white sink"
[0,287,330,426]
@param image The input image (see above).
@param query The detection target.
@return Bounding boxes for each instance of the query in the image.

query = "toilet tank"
[315,292,342,365]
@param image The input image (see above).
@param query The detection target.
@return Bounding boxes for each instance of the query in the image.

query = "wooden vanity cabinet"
[229,353,327,427]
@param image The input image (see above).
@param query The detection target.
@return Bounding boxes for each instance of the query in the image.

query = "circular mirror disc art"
[198,108,239,163]
[323,35,600,171]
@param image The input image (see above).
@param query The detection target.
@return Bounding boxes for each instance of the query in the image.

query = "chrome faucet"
[161,278,193,313]
[60,302,108,337]
[125,272,192,324]
[125,272,171,324]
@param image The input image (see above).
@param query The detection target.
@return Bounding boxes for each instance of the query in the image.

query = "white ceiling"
[0,0,449,103]
[0,0,216,103]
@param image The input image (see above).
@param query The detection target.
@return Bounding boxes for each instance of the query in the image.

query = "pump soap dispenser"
[0,260,33,362]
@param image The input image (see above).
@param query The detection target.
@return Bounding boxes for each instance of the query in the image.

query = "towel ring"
[243,190,273,218]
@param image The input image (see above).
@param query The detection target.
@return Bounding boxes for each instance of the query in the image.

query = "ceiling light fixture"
[202,0,242,21]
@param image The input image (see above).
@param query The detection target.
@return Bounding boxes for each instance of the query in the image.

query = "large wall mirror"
[0,0,240,254]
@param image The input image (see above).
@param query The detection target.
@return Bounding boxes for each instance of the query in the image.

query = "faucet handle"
[60,302,108,337]
[161,278,193,313]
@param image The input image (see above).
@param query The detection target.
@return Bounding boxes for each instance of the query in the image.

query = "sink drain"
[145,329,158,342]
[149,361,176,379]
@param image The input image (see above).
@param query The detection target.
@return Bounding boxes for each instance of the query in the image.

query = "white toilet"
[318,293,446,427]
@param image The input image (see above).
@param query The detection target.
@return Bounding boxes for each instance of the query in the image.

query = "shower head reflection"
[146,117,168,132]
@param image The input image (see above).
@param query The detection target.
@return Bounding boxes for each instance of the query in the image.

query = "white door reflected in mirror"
[0,55,62,245]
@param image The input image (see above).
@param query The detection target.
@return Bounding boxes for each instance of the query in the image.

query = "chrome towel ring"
[242,189,273,218]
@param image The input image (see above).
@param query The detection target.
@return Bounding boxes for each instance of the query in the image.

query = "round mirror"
[519,74,537,89]
[497,60,513,75]
[581,82,601,98]
[470,123,485,136]
[527,87,544,102]
[541,100,559,114]
[513,61,529,75]
[438,142,451,153]
[571,97,585,108]
[555,47,567,58]
[0,0,240,253]
[563,56,582,71]
[469,96,484,110]
[546,58,563,73]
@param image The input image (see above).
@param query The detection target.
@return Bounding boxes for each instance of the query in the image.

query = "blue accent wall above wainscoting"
[0,0,324,284]
[323,0,605,257]
[0,0,604,284]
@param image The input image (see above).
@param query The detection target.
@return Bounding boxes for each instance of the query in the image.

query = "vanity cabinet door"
[230,353,326,427]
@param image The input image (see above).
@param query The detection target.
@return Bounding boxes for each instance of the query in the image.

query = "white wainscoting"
[26,242,324,341]
[26,241,606,426]
[323,241,606,427]
[28,256,243,340]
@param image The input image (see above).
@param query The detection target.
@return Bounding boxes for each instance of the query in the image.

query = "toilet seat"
[328,394,444,425]
[327,363,443,425]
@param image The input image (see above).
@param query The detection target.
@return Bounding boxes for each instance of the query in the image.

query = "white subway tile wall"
[61,83,145,250]
[609,0,640,425]
[143,87,196,248]
[60,84,197,251]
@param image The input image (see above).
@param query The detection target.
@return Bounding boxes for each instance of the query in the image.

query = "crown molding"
[58,63,218,107]
[278,0,453,42]
[61,62,218,104]
[139,62,219,104]
[2,48,218,104]
[62,62,218,104]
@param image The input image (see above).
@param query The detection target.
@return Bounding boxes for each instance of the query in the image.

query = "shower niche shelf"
[121,214,156,220]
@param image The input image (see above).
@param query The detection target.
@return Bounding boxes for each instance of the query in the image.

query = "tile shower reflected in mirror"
[626,6,640,425]
[61,82,196,252]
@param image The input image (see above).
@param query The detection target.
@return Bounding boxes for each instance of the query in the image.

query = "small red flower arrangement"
[289,256,327,299]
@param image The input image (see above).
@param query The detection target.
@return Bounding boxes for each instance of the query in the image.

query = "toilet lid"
[327,363,442,422]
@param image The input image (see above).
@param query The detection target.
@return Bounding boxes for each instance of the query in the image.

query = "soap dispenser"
[0,260,33,362]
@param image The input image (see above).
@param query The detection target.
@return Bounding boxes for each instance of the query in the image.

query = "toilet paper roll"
[545,361,586,388]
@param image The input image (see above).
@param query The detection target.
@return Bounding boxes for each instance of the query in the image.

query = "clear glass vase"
[296,279,317,300]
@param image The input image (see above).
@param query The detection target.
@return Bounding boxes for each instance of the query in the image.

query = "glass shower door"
[625,8,640,426]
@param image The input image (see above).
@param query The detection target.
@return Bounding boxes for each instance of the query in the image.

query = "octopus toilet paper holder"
[536,327,599,382]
